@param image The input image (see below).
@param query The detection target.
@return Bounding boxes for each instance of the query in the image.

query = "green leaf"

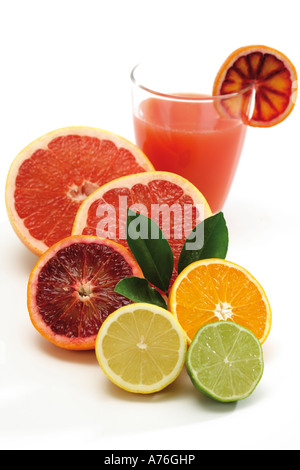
[115,277,167,309]
[178,212,229,274]
[126,209,174,294]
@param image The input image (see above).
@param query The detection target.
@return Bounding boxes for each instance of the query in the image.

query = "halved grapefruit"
[6,127,154,256]
[72,171,212,287]
[213,45,298,127]
[27,235,143,350]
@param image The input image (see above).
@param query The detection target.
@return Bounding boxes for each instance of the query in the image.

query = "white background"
[0,0,299,450]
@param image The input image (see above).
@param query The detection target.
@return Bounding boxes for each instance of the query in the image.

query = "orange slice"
[5,126,154,256]
[72,171,212,289]
[168,259,272,344]
[27,235,143,350]
[213,45,298,127]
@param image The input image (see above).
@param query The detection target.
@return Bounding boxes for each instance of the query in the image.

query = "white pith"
[214,301,233,321]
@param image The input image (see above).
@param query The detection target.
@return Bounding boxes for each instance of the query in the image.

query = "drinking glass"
[131,61,252,213]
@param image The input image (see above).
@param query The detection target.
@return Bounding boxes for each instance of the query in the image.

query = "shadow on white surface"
[32,334,98,366]
[0,226,38,276]
[100,366,235,409]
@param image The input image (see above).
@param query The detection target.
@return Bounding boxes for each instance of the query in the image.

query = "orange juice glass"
[131,62,251,213]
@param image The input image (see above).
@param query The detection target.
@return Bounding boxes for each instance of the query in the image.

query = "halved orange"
[27,235,143,350]
[213,45,298,127]
[72,171,212,288]
[168,259,272,344]
[5,126,154,256]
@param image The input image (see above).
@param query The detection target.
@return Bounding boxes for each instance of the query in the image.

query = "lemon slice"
[95,303,187,394]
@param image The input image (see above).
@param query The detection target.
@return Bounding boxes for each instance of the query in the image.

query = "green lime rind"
[186,321,264,403]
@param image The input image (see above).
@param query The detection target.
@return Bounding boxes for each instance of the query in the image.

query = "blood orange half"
[27,235,143,350]
[72,171,212,288]
[213,45,298,127]
[6,127,154,256]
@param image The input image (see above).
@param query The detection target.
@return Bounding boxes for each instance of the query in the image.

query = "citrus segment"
[95,303,187,393]
[213,45,298,127]
[72,171,212,288]
[27,235,143,350]
[186,321,264,402]
[6,127,154,255]
[168,259,272,344]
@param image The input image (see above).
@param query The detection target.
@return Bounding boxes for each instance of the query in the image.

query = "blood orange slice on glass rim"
[213,45,298,127]
[72,171,212,289]
[27,235,143,350]
[5,126,154,256]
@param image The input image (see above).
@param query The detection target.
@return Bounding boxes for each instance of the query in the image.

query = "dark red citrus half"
[27,235,143,350]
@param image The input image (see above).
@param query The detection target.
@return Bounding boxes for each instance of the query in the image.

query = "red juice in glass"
[131,64,249,213]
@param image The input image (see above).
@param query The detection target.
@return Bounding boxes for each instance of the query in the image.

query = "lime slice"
[95,303,187,394]
[186,321,264,402]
